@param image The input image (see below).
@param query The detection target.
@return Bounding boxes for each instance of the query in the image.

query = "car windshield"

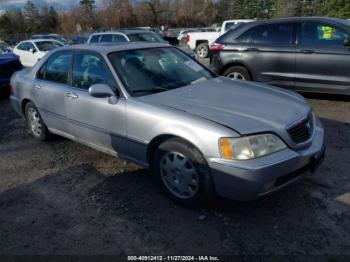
[108,47,214,97]
[36,41,63,51]
[127,32,166,43]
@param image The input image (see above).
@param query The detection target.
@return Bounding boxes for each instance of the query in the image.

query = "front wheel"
[196,43,209,58]
[223,66,251,81]
[25,101,52,141]
[153,138,214,207]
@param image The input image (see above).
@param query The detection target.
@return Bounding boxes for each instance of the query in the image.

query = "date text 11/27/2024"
[127,256,220,261]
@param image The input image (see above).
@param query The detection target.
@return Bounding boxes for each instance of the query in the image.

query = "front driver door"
[65,51,127,155]
[295,21,350,93]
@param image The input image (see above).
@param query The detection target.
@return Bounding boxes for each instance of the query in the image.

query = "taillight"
[9,83,14,95]
[210,43,225,52]
[186,34,190,44]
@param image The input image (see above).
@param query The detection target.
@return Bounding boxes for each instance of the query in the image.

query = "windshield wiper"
[132,87,168,94]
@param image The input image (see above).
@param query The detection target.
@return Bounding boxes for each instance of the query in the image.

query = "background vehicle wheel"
[196,43,209,59]
[25,101,52,141]
[153,138,214,207]
[223,66,251,81]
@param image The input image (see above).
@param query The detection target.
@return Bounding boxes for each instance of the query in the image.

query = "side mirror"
[88,83,119,104]
[344,38,350,47]
[29,48,36,53]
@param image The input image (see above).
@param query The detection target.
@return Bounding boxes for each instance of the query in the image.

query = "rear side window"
[37,52,72,84]
[127,32,165,43]
[112,34,128,42]
[35,41,63,51]
[89,35,100,43]
[249,23,294,45]
[72,52,117,90]
[100,34,113,42]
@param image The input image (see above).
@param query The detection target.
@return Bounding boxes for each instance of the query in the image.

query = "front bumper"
[208,124,325,201]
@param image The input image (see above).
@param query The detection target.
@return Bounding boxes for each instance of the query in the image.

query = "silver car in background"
[10,42,325,207]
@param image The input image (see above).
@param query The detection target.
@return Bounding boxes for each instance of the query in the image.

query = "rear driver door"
[242,22,297,89]
[34,51,73,135]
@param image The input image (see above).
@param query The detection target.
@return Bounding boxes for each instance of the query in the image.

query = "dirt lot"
[0,88,350,257]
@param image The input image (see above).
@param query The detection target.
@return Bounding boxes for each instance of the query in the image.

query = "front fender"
[126,99,239,164]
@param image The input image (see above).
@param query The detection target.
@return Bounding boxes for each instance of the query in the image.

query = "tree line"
[0,0,349,38]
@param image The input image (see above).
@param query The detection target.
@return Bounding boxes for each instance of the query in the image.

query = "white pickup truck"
[186,19,255,58]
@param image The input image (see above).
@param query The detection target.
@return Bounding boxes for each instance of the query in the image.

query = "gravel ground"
[0,82,350,257]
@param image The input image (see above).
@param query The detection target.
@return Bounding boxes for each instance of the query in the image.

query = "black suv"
[210,17,350,95]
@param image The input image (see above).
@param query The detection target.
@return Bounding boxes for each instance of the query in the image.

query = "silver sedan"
[10,42,325,207]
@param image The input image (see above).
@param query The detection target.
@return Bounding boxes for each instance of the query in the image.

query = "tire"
[153,138,214,207]
[223,66,251,81]
[196,43,209,59]
[25,101,52,141]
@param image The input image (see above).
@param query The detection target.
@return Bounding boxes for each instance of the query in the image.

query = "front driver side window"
[301,22,349,47]
[37,52,72,84]
[72,53,117,91]
[17,43,27,51]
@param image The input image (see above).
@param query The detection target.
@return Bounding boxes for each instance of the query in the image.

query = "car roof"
[22,39,61,43]
[56,42,171,55]
[91,29,154,36]
[247,16,349,26]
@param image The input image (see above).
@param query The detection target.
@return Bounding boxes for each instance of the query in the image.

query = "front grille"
[287,114,314,144]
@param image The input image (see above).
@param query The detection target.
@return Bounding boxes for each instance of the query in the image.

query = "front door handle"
[243,48,259,52]
[300,49,315,54]
[33,84,41,90]
[65,93,79,99]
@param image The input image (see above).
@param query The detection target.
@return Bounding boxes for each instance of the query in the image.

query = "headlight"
[219,134,287,160]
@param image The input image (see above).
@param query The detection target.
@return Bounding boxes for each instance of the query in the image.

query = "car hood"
[0,53,19,65]
[139,77,311,136]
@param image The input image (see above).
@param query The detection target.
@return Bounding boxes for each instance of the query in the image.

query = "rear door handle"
[65,93,79,99]
[300,49,315,54]
[33,84,41,90]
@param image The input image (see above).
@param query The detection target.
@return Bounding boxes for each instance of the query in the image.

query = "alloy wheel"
[227,72,246,80]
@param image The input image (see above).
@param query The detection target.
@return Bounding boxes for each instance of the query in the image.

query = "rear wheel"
[196,43,209,58]
[25,101,52,141]
[153,138,214,207]
[223,66,251,81]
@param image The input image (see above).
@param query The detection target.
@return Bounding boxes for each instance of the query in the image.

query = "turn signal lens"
[220,138,234,159]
